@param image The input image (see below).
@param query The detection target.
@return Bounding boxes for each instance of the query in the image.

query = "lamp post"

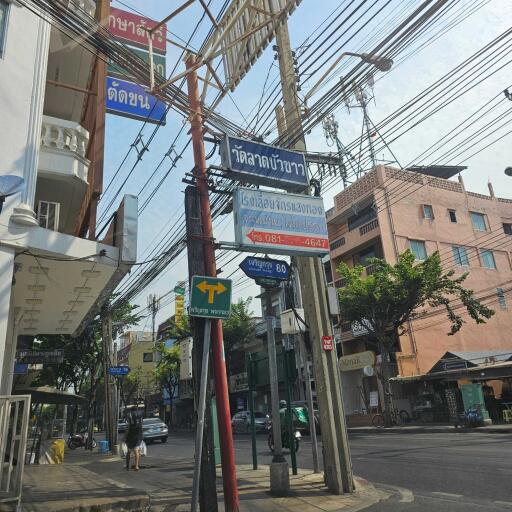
[303,52,393,105]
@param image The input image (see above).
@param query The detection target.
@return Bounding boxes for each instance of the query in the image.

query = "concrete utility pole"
[101,308,113,451]
[274,18,354,494]
[147,294,160,346]
[185,54,240,512]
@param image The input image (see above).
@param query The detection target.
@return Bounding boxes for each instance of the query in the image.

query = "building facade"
[327,165,512,417]
[0,0,137,394]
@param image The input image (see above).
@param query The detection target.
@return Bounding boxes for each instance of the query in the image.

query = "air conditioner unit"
[280,308,306,335]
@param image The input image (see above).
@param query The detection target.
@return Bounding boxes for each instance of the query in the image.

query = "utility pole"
[185,54,240,512]
[147,294,160,345]
[274,19,353,494]
[101,307,113,451]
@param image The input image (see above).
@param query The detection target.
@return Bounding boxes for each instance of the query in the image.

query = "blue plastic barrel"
[99,440,109,453]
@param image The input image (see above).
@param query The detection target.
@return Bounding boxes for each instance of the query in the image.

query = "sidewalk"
[13,449,389,512]
[347,423,512,434]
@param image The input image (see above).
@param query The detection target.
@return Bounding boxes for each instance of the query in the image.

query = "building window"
[480,249,496,269]
[0,1,9,58]
[422,204,434,220]
[504,223,512,235]
[37,201,60,231]
[448,210,457,223]
[452,245,469,266]
[497,288,507,309]
[470,212,487,231]
[410,240,427,261]
[143,352,153,362]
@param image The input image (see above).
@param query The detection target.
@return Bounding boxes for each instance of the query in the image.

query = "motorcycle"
[67,432,97,450]
[267,423,301,453]
[455,406,484,428]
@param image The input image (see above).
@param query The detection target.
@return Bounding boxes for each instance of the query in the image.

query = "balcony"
[36,116,90,234]
[359,218,379,236]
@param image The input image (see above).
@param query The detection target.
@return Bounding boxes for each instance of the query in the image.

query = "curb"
[21,494,150,512]
[348,426,512,434]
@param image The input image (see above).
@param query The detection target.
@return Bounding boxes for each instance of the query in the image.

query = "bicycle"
[371,408,410,428]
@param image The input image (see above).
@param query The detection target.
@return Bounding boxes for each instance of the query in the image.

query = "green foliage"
[154,344,180,399]
[337,250,494,346]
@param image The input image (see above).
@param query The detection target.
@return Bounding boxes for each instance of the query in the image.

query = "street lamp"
[505,167,512,177]
[303,51,393,105]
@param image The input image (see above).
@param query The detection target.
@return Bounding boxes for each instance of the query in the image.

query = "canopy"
[14,386,86,405]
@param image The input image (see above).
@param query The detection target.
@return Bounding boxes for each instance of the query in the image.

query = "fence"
[0,395,31,511]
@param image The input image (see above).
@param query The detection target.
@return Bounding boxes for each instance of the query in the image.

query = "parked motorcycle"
[455,406,484,428]
[267,423,301,453]
[67,432,97,450]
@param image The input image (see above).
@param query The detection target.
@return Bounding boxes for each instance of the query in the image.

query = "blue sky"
[101,0,512,329]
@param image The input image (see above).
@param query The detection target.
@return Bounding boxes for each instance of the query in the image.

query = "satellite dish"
[0,175,25,214]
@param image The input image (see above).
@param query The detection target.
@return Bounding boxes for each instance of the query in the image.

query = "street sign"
[322,336,334,351]
[106,76,167,124]
[239,256,291,281]
[108,7,167,54]
[220,136,308,191]
[233,187,329,256]
[15,349,63,364]
[108,47,166,80]
[174,285,186,296]
[255,277,281,288]
[108,366,130,376]
[189,276,232,319]
[14,363,28,375]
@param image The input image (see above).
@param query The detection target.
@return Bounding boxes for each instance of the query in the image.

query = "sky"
[100,0,512,331]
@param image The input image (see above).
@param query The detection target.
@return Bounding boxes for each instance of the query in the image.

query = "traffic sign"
[189,276,232,319]
[322,336,334,351]
[174,285,186,296]
[255,277,281,288]
[239,256,291,281]
[108,366,130,376]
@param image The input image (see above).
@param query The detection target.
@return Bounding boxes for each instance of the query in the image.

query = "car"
[231,411,269,434]
[117,420,128,433]
[142,417,168,443]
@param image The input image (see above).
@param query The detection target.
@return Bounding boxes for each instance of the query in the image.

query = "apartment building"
[0,0,137,394]
[327,165,512,415]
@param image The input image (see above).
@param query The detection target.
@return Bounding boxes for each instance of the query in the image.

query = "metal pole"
[185,54,239,511]
[191,319,212,512]
[112,342,119,450]
[101,309,112,450]
[247,353,257,470]
[284,350,297,475]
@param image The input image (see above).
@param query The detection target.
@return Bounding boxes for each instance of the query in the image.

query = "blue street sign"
[239,256,291,281]
[106,76,167,125]
[108,366,130,376]
[14,363,28,375]
[220,136,308,191]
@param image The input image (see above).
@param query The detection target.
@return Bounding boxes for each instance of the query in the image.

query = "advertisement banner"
[220,136,308,191]
[106,76,167,124]
[233,187,329,256]
[175,294,185,325]
[108,6,167,54]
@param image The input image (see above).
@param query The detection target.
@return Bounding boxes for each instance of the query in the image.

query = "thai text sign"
[106,76,167,124]
[108,47,166,80]
[189,276,232,319]
[239,256,290,281]
[15,349,63,364]
[339,351,375,372]
[233,187,329,256]
[322,335,334,351]
[108,6,167,54]
[175,294,185,325]
[108,366,130,376]
[220,136,308,191]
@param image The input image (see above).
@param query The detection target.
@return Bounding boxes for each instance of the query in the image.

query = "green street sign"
[174,286,185,296]
[108,47,166,80]
[190,276,232,319]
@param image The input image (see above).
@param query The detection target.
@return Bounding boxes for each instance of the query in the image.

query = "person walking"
[125,406,143,471]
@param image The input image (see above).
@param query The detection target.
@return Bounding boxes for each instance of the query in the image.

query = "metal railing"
[359,218,379,236]
[330,237,346,251]
[0,395,31,511]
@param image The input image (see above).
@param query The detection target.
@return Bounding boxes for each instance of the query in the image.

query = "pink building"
[327,165,512,419]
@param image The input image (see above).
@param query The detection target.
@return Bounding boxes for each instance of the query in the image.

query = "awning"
[14,386,86,405]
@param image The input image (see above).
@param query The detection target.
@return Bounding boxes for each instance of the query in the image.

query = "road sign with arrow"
[189,275,232,319]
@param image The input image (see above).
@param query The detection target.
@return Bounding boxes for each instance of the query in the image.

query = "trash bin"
[99,440,109,453]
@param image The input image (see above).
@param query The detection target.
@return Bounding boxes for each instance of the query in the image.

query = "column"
[0,246,15,394]
[10,16,51,226]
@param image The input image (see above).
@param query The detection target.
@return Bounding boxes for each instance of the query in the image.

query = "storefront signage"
[233,187,329,256]
[175,294,185,325]
[322,335,334,351]
[339,351,376,372]
[220,136,308,191]
[108,7,167,54]
[15,349,63,364]
[229,372,249,392]
[106,76,167,124]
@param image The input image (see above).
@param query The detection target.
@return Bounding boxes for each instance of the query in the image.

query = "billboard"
[108,6,167,54]
[106,77,167,124]
[220,136,308,191]
[233,187,329,255]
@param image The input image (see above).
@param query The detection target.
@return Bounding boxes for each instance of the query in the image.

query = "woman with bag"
[125,406,143,471]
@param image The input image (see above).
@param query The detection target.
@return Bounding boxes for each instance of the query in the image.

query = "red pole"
[185,54,240,512]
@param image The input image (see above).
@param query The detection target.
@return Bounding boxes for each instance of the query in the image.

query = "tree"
[222,298,254,379]
[154,344,180,426]
[337,250,494,424]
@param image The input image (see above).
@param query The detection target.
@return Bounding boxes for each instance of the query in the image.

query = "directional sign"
[220,136,308,191]
[108,366,130,376]
[190,276,232,319]
[233,187,329,256]
[239,256,291,281]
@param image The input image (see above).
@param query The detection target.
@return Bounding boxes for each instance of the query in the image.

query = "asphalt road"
[137,430,512,511]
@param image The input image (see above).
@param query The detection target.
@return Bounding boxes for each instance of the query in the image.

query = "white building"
[0,0,137,394]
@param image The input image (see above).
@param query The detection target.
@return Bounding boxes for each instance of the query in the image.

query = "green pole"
[247,353,258,470]
[284,349,297,475]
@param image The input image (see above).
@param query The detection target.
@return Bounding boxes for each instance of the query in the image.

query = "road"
[91,430,512,511]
